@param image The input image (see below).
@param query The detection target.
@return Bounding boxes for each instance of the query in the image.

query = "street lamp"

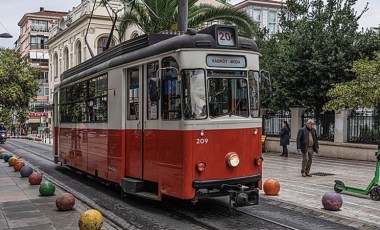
[0,32,12,38]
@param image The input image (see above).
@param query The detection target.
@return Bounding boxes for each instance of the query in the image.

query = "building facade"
[16,7,67,136]
[47,0,125,101]
[234,0,284,36]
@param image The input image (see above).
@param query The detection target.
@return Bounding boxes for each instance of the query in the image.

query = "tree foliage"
[324,52,380,110]
[258,0,380,114]
[118,0,260,39]
[0,48,39,125]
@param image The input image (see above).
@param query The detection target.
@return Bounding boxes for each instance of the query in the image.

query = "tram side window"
[59,74,108,123]
[87,75,108,122]
[127,67,140,120]
[182,69,207,119]
[249,71,260,117]
[161,57,181,120]
[72,82,87,122]
[147,61,159,120]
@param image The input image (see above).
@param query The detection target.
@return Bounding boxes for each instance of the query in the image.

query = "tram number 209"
[196,138,209,144]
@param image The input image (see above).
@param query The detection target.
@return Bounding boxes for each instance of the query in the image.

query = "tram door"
[126,66,143,179]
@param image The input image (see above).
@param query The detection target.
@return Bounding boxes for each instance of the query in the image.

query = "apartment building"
[234,0,284,36]
[16,7,67,136]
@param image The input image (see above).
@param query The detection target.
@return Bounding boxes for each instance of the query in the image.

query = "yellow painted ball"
[78,209,103,230]
[8,157,18,167]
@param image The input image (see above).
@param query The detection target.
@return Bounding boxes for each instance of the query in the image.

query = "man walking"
[297,119,319,177]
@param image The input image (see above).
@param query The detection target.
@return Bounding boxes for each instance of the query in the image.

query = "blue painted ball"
[20,165,33,178]
[3,153,13,162]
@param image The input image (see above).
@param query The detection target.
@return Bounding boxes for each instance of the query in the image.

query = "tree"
[324,52,380,111]
[118,0,259,40]
[259,0,380,114]
[0,48,39,126]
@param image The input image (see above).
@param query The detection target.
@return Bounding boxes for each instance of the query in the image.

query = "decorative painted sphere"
[263,178,281,196]
[0,152,5,159]
[3,154,13,162]
[78,209,103,230]
[0,148,5,153]
[14,161,25,171]
[39,181,55,196]
[8,157,18,166]
[322,192,343,211]
[20,165,33,177]
[28,172,43,185]
[56,193,75,211]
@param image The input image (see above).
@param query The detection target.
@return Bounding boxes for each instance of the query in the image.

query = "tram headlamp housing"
[255,157,263,166]
[226,153,240,168]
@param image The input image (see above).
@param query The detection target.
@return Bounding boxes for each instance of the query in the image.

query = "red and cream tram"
[53,25,267,207]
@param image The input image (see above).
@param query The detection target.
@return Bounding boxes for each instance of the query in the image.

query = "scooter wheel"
[370,185,380,201]
[334,180,345,193]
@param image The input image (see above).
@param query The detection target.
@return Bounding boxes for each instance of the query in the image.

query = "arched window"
[130,31,139,39]
[63,47,69,71]
[75,40,82,65]
[97,36,115,54]
[54,53,58,78]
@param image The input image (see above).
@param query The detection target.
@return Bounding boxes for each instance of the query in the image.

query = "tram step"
[121,177,145,193]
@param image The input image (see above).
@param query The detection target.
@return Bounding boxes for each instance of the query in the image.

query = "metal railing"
[347,112,380,144]
[302,111,335,141]
[263,111,291,136]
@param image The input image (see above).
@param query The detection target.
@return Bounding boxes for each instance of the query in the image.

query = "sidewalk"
[0,149,121,230]
[262,151,380,229]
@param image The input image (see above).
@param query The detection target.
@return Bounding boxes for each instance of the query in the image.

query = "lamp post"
[0,33,12,38]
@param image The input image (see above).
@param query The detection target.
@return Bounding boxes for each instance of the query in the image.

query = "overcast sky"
[0,0,379,48]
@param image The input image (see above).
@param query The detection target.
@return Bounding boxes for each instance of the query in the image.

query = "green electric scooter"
[333,143,380,201]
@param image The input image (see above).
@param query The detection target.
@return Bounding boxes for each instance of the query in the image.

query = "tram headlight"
[226,153,240,168]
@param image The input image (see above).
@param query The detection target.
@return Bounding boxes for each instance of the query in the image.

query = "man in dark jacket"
[297,119,319,177]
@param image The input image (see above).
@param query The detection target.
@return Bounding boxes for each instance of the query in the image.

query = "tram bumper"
[192,175,260,207]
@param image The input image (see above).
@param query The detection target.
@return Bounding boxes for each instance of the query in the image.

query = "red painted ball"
[263,178,280,195]
[14,161,25,171]
[322,192,342,211]
[56,193,75,211]
[28,172,43,185]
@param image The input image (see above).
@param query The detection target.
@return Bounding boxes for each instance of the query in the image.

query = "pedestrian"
[296,119,319,177]
[280,120,290,157]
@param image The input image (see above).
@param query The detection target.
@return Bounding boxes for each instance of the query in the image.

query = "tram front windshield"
[182,70,259,119]
[208,70,249,118]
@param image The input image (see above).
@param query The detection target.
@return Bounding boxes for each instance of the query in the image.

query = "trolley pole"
[178,0,188,33]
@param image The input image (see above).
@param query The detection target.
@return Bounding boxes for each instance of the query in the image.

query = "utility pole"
[178,0,188,33]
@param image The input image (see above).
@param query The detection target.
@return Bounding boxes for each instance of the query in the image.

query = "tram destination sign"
[206,55,246,68]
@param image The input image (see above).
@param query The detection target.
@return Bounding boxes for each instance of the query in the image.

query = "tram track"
[5,139,54,163]
[152,198,300,230]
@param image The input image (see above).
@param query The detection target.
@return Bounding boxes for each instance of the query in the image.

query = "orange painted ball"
[263,178,280,195]
[14,161,25,171]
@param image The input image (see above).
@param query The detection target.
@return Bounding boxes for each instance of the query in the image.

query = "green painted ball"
[39,181,56,196]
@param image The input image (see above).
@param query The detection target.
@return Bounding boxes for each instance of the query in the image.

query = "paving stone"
[11,223,55,230]
[0,219,8,230]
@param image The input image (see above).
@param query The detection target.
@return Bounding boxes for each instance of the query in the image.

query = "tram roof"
[58,25,258,88]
